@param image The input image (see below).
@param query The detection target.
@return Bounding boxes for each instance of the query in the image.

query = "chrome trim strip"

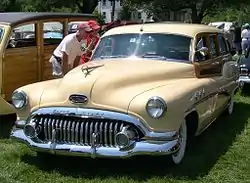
[237,77,250,83]
[11,128,179,158]
[25,107,178,140]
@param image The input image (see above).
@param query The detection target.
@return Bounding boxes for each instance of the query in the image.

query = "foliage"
[0,0,99,13]
[124,0,248,23]
[204,5,250,25]
[93,10,106,25]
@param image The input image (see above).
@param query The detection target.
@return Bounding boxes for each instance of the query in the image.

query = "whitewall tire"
[227,96,234,115]
[172,121,187,165]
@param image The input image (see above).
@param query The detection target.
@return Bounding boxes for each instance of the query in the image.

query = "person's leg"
[50,57,63,78]
[242,40,247,54]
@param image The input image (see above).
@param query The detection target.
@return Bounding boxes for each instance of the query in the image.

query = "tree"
[74,0,98,13]
[125,0,248,23]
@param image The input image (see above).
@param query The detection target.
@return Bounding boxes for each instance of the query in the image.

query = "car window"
[0,27,4,43]
[209,35,218,58]
[92,33,192,62]
[195,35,209,61]
[43,21,63,45]
[218,34,228,54]
[68,21,88,34]
[7,23,37,49]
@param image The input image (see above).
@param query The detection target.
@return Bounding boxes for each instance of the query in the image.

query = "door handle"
[212,61,220,65]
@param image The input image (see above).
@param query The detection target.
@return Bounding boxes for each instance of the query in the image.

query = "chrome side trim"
[26,107,178,140]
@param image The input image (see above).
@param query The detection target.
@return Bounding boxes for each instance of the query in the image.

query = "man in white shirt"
[241,23,250,53]
[49,23,92,77]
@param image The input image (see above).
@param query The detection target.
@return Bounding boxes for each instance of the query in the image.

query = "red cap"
[88,20,100,30]
[77,23,92,32]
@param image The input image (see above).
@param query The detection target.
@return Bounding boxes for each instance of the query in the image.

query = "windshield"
[91,33,192,62]
[0,27,4,43]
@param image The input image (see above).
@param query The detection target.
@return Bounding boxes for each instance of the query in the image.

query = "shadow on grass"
[241,84,250,96]
[21,101,250,181]
[0,114,16,139]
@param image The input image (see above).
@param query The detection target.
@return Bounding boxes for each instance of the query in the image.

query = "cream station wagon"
[11,23,239,164]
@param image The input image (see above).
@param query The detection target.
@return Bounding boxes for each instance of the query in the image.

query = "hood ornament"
[69,94,88,104]
[81,63,104,77]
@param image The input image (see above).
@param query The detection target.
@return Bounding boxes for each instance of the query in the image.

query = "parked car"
[237,48,250,86]
[0,12,95,123]
[11,23,239,165]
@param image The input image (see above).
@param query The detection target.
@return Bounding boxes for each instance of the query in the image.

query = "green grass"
[0,91,250,183]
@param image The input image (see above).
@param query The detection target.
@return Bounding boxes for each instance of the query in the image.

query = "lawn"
[0,91,250,183]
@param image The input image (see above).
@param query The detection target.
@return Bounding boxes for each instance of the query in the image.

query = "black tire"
[0,113,16,139]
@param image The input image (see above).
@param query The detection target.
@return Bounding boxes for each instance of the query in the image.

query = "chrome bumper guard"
[10,107,180,158]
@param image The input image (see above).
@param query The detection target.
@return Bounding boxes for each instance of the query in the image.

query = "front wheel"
[172,121,187,165]
[226,95,235,115]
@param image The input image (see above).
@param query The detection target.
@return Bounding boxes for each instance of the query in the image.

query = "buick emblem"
[69,94,88,104]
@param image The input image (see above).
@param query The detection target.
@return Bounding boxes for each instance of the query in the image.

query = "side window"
[7,23,37,49]
[43,22,63,45]
[218,34,228,54]
[195,35,209,61]
[209,35,218,58]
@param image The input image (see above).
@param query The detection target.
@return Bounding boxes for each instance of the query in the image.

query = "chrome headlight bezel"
[145,96,167,119]
[11,90,28,109]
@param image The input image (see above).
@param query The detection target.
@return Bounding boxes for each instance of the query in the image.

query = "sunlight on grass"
[0,94,249,183]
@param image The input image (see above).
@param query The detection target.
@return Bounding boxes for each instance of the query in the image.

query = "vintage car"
[237,48,250,86]
[11,23,239,164]
[0,13,95,126]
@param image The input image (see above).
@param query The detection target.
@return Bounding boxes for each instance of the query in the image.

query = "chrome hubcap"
[172,122,187,164]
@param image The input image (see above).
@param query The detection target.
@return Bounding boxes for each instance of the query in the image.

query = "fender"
[0,96,15,116]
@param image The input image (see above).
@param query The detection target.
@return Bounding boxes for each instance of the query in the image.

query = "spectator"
[49,23,92,78]
[81,20,101,64]
[241,23,250,53]
[230,21,242,54]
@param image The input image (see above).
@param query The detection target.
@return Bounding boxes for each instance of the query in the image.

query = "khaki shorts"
[49,56,63,78]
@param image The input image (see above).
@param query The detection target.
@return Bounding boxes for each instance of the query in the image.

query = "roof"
[0,12,95,26]
[102,22,223,38]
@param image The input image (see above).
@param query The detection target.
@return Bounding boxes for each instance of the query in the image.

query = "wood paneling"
[3,47,38,100]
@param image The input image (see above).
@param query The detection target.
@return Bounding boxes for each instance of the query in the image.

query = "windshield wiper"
[99,55,127,59]
[140,53,167,60]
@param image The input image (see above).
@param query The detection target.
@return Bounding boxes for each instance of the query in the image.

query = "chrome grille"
[33,114,142,147]
[240,68,249,76]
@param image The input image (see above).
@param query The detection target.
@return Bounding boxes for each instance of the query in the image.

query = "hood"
[39,59,195,112]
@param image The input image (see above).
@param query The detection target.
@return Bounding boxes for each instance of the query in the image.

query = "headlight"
[12,90,28,109]
[146,96,167,119]
[240,64,246,67]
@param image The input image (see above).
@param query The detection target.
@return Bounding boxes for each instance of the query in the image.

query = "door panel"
[3,47,38,101]
[42,21,63,81]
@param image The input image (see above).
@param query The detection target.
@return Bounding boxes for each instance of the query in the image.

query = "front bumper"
[237,76,250,86]
[11,128,180,158]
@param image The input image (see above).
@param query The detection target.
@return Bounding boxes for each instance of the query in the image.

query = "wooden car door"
[2,23,39,101]
[192,33,222,131]
[41,20,64,81]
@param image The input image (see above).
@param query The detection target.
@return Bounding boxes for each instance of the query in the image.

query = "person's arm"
[61,38,72,74]
[73,56,81,67]
[62,52,69,74]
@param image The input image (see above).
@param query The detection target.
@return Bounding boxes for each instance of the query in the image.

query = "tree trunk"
[191,5,202,24]
[76,0,98,14]
[111,0,116,21]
